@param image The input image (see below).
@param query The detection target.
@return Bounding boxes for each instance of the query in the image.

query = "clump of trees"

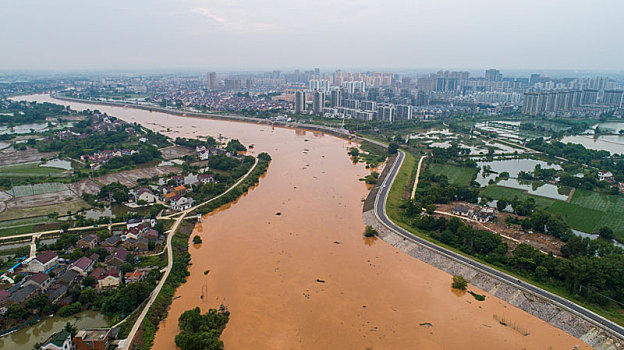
[364,226,378,237]
[452,275,468,290]
[175,306,230,350]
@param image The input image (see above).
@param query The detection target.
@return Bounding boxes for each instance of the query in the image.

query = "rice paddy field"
[481,184,624,239]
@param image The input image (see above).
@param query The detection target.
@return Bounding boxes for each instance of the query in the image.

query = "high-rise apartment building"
[246,79,253,90]
[330,90,342,108]
[602,90,623,107]
[485,69,502,81]
[207,72,218,90]
[295,91,306,114]
[224,79,242,90]
[581,89,598,105]
[313,91,325,115]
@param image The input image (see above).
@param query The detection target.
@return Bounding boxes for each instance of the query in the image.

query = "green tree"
[597,227,615,240]
[452,275,468,290]
[64,322,78,337]
[388,142,398,154]
[496,200,508,212]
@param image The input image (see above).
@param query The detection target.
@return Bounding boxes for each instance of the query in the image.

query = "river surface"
[18,94,592,350]
[0,310,109,350]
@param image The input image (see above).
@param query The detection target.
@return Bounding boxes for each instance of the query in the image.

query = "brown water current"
[20,95,592,350]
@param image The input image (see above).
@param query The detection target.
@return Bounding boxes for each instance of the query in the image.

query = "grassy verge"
[385,152,624,327]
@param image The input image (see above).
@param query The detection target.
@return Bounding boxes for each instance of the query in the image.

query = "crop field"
[0,200,89,222]
[428,163,477,186]
[0,162,67,177]
[10,183,69,197]
[480,185,557,208]
[547,189,624,238]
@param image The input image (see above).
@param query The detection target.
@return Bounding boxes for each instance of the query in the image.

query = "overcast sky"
[1,0,623,71]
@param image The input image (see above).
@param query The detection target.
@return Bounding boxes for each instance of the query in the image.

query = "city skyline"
[1,0,623,71]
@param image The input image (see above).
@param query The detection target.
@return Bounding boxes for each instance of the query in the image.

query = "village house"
[76,235,100,250]
[27,251,59,273]
[73,329,112,350]
[46,284,68,304]
[196,145,211,160]
[124,270,145,284]
[96,269,121,292]
[171,175,185,186]
[105,248,129,266]
[598,170,615,183]
[57,269,80,286]
[451,205,471,217]
[41,329,72,350]
[197,173,216,183]
[131,188,157,203]
[101,235,121,248]
[22,272,52,292]
[8,284,39,305]
[69,256,94,276]
[171,196,195,211]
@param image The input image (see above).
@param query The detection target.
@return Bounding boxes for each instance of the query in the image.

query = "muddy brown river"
[21,94,591,350]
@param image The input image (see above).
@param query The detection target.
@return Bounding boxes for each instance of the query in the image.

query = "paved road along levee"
[374,150,624,342]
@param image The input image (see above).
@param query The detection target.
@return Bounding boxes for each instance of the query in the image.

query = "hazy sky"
[1,0,623,71]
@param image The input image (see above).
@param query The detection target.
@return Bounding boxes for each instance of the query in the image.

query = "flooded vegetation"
[22,94,592,350]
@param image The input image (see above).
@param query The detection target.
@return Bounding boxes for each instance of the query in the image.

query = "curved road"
[375,150,624,341]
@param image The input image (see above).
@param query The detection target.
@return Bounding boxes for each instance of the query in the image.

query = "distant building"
[224,79,241,90]
[602,90,623,107]
[485,69,502,81]
[295,91,306,114]
[312,91,325,115]
[207,72,218,90]
[330,89,342,107]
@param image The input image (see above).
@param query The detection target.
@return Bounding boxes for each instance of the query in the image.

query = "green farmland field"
[428,164,477,186]
[0,162,67,177]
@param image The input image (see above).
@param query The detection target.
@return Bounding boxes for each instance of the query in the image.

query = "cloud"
[190,6,278,33]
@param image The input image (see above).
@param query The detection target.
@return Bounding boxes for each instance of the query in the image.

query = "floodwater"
[18,94,592,350]
[562,135,624,155]
[476,158,562,186]
[0,310,109,350]
[497,178,571,201]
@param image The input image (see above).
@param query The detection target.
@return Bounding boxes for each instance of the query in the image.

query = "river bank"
[21,94,594,350]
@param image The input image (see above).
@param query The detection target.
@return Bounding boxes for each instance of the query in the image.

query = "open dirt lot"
[0,200,89,221]
[436,202,565,255]
[159,145,194,160]
[96,165,181,187]
[5,190,77,210]
[68,179,101,196]
[0,147,58,166]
